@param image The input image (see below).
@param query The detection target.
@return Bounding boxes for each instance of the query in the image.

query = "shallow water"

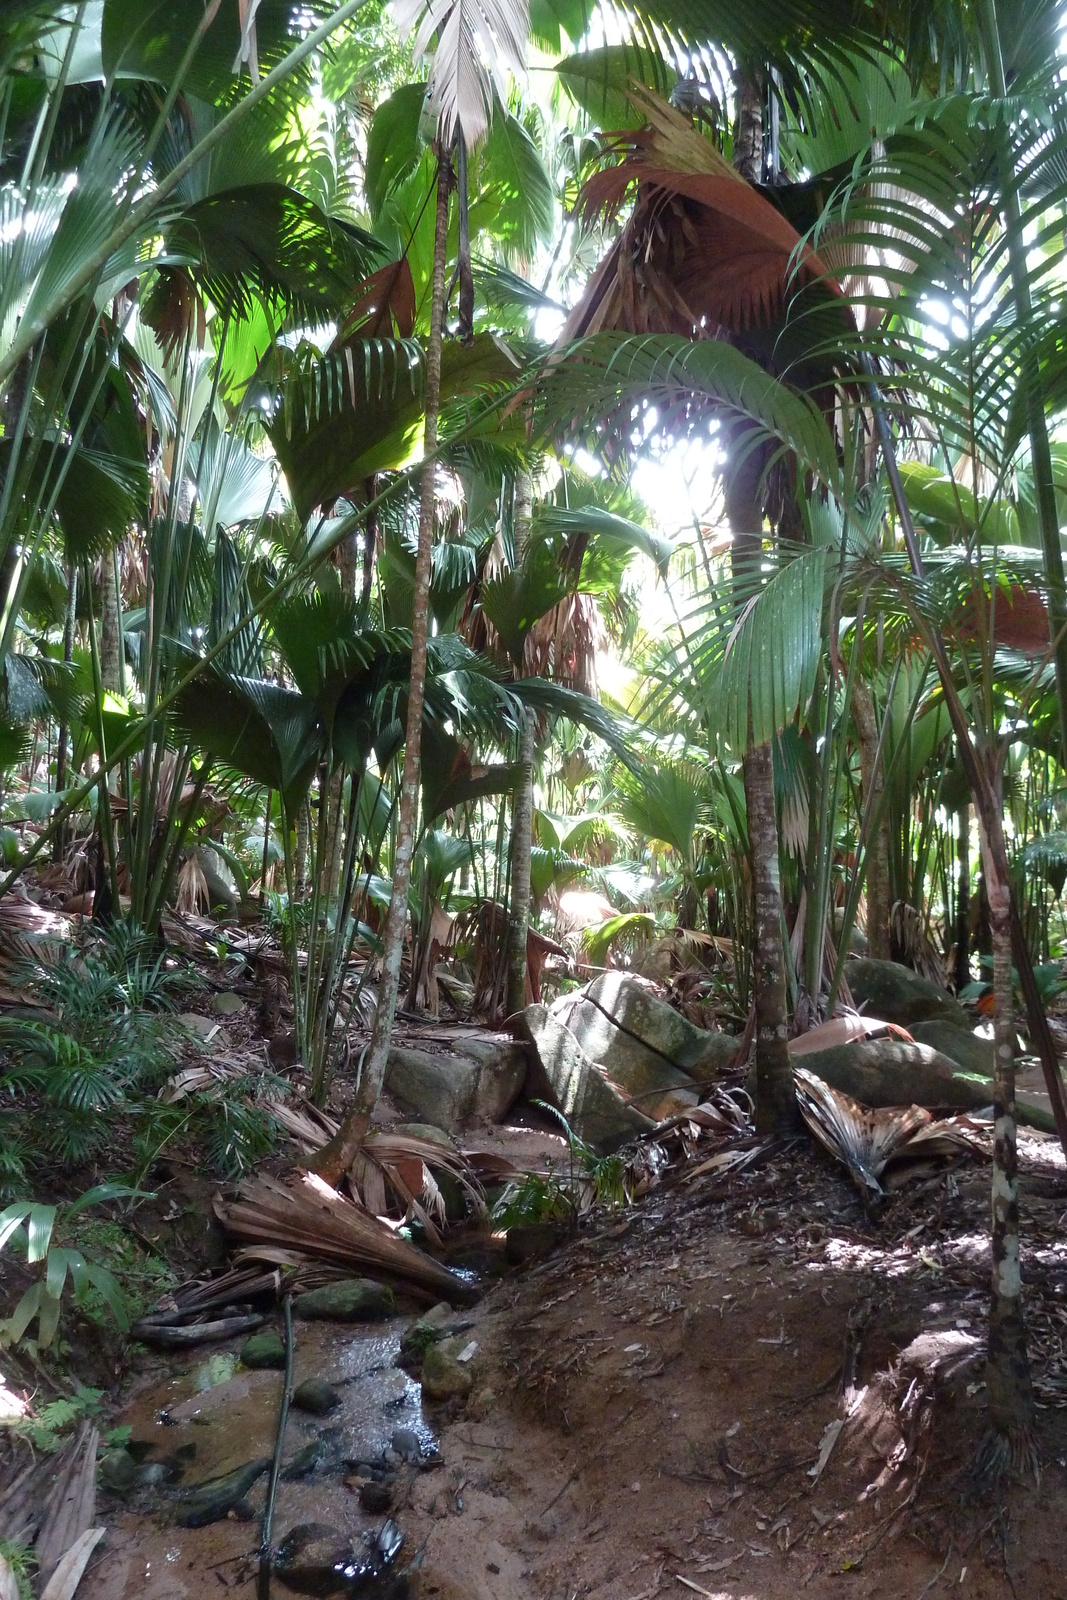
[81,1316,438,1599]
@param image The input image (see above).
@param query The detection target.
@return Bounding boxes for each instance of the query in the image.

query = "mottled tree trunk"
[312,150,452,1184]
[733,66,764,183]
[955,800,971,993]
[505,472,535,1018]
[978,803,1036,1470]
[728,464,797,1135]
[99,549,122,693]
[851,677,890,961]
[52,564,78,861]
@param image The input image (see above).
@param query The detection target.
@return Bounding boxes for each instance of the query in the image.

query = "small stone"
[282,1440,325,1481]
[178,1012,229,1045]
[291,1378,339,1415]
[359,1480,394,1514]
[100,1448,137,1494]
[421,1344,473,1404]
[134,1460,173,1489]
[390,1427,421,1461]
[294,1279,395,1323]
[211,991,246,1017]
[240,1330,286,1369]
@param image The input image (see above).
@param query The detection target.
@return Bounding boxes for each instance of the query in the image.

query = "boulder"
[421,1343,473,1403]
[99,1448,137,1495]
[909,1019,995,1078]
[294,1279,394,1323]
[520,1004,655,1153]
[291,1378,339,1415]
[193,845,239,912]
[176,1459,271,1528]
[384,1039,526,1131]
[553,973,740,1093]
[794,1037,990,1110]
[845,958,968,1029]
[210,991,246,1017]
[240,1330,286,1369]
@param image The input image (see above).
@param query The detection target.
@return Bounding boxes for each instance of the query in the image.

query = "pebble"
[240,1330,286,1369]
[390,1427,421,1460]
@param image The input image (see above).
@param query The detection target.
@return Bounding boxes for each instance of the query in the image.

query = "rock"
[282,1439,327,1481]
[292,1378,340,1415]
[176,1458,271,1527]
[393,1122,457,1150]
[211,990,246,1017]
[135,1460,175,1489]
[421,1344,473,1404]
[390,1427,421,1460]
[845,958,969,1028]
[384,1040,526,1131]
[100,1448,137,1494]
[241,1330,287,1369]
[178,1012,230,1047]
[909,1019,995,1078]
[554,973,740,1094]
[360,1479,395,1513]
[294,1279,395,1323]
[397,1302,460,1375]
[505,1222,567,1264]
[519,1004,655,1153]
[193,844,239,912]
[789,1037,987,1109]
[275,1517,406,1596]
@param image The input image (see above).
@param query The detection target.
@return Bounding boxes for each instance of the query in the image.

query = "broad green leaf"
[26,1204,57,1264]
[4,1283,43,1345]
[477,114,555,259]
[716,548,828,752]
[365,82,428,218]
[555,44,676,129]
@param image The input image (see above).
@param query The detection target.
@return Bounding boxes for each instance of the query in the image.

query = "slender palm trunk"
[99,549,122,693]
[52,564,78,861]
[311,148,451,1184]
[727,466,797,1134]
[978,804,1036,1470]
[851,677,890,960]
[955,798,971,992]
[505,471,535,1017]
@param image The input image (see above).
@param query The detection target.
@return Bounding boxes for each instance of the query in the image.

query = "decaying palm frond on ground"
[213,1170,476,1302]
[794,1067,987,1201]
[270,1100,489,1244]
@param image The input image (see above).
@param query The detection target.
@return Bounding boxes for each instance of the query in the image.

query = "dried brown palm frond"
[890,901,946,988]
[270,1101,486,1246]
[175,852,209,917]
[563,86,844,346]
[787,1013,914,1057]
[794,1067,931,1201]
[214,1170,475,1302]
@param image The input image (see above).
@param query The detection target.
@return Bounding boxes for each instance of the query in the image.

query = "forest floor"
[74,1104,1067,1600]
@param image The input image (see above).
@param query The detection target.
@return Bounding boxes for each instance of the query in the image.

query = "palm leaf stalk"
[504,471,535,1017]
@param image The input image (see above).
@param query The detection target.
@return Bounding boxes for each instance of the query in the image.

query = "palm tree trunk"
[727,465,797,1135]
[851,677,890,961]
[99,549,122,693]
[311,148,452,1185]
[978,804,1036,1471]
[505,471,535,1017]
[955,798,971,992]
[52,563,78,861]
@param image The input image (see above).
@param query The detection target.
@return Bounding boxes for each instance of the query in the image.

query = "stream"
[79,1310,449,1598]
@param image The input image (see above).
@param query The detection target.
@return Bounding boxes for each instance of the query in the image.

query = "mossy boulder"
[294,1279,395,1323]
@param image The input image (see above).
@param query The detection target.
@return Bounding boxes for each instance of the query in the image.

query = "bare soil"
[74,1122,1067,1600]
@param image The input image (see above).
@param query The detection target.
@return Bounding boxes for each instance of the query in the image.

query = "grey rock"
[241,1330,287,1368]
[275,1517,406,1596]
[909,1019,995,1078]
[211,990,246,1017]
[193,844,239,912]
[100,1448,137,1494]
[384,1041,526,1131]
[519,1003,655,1153]
[292,1378,340,1415]
[178,1012,230,1047]
[421,1344,473,1404]
[294,1279,395,1323]
[134,1460,174,1490]
[390,1427,421,1460]
[176,1458,271,1527]
[793,1038,989,1110]
[845,958,969,1028]
[554,973,740,1098]
[282,1439,326,1481]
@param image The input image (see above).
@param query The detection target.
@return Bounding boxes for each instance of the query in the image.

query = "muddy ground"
[73,1122,1067,1600]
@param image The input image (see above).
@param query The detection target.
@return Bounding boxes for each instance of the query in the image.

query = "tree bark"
[99,548,122,693]
[52,564,78,861]
[851,677,890,961]
[505,472,535,1018]
[311,148,452,1185]
[727,464,797,1135]
[978,804,1037,1472]
[733,66,764,184]
[955,799,971,993]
